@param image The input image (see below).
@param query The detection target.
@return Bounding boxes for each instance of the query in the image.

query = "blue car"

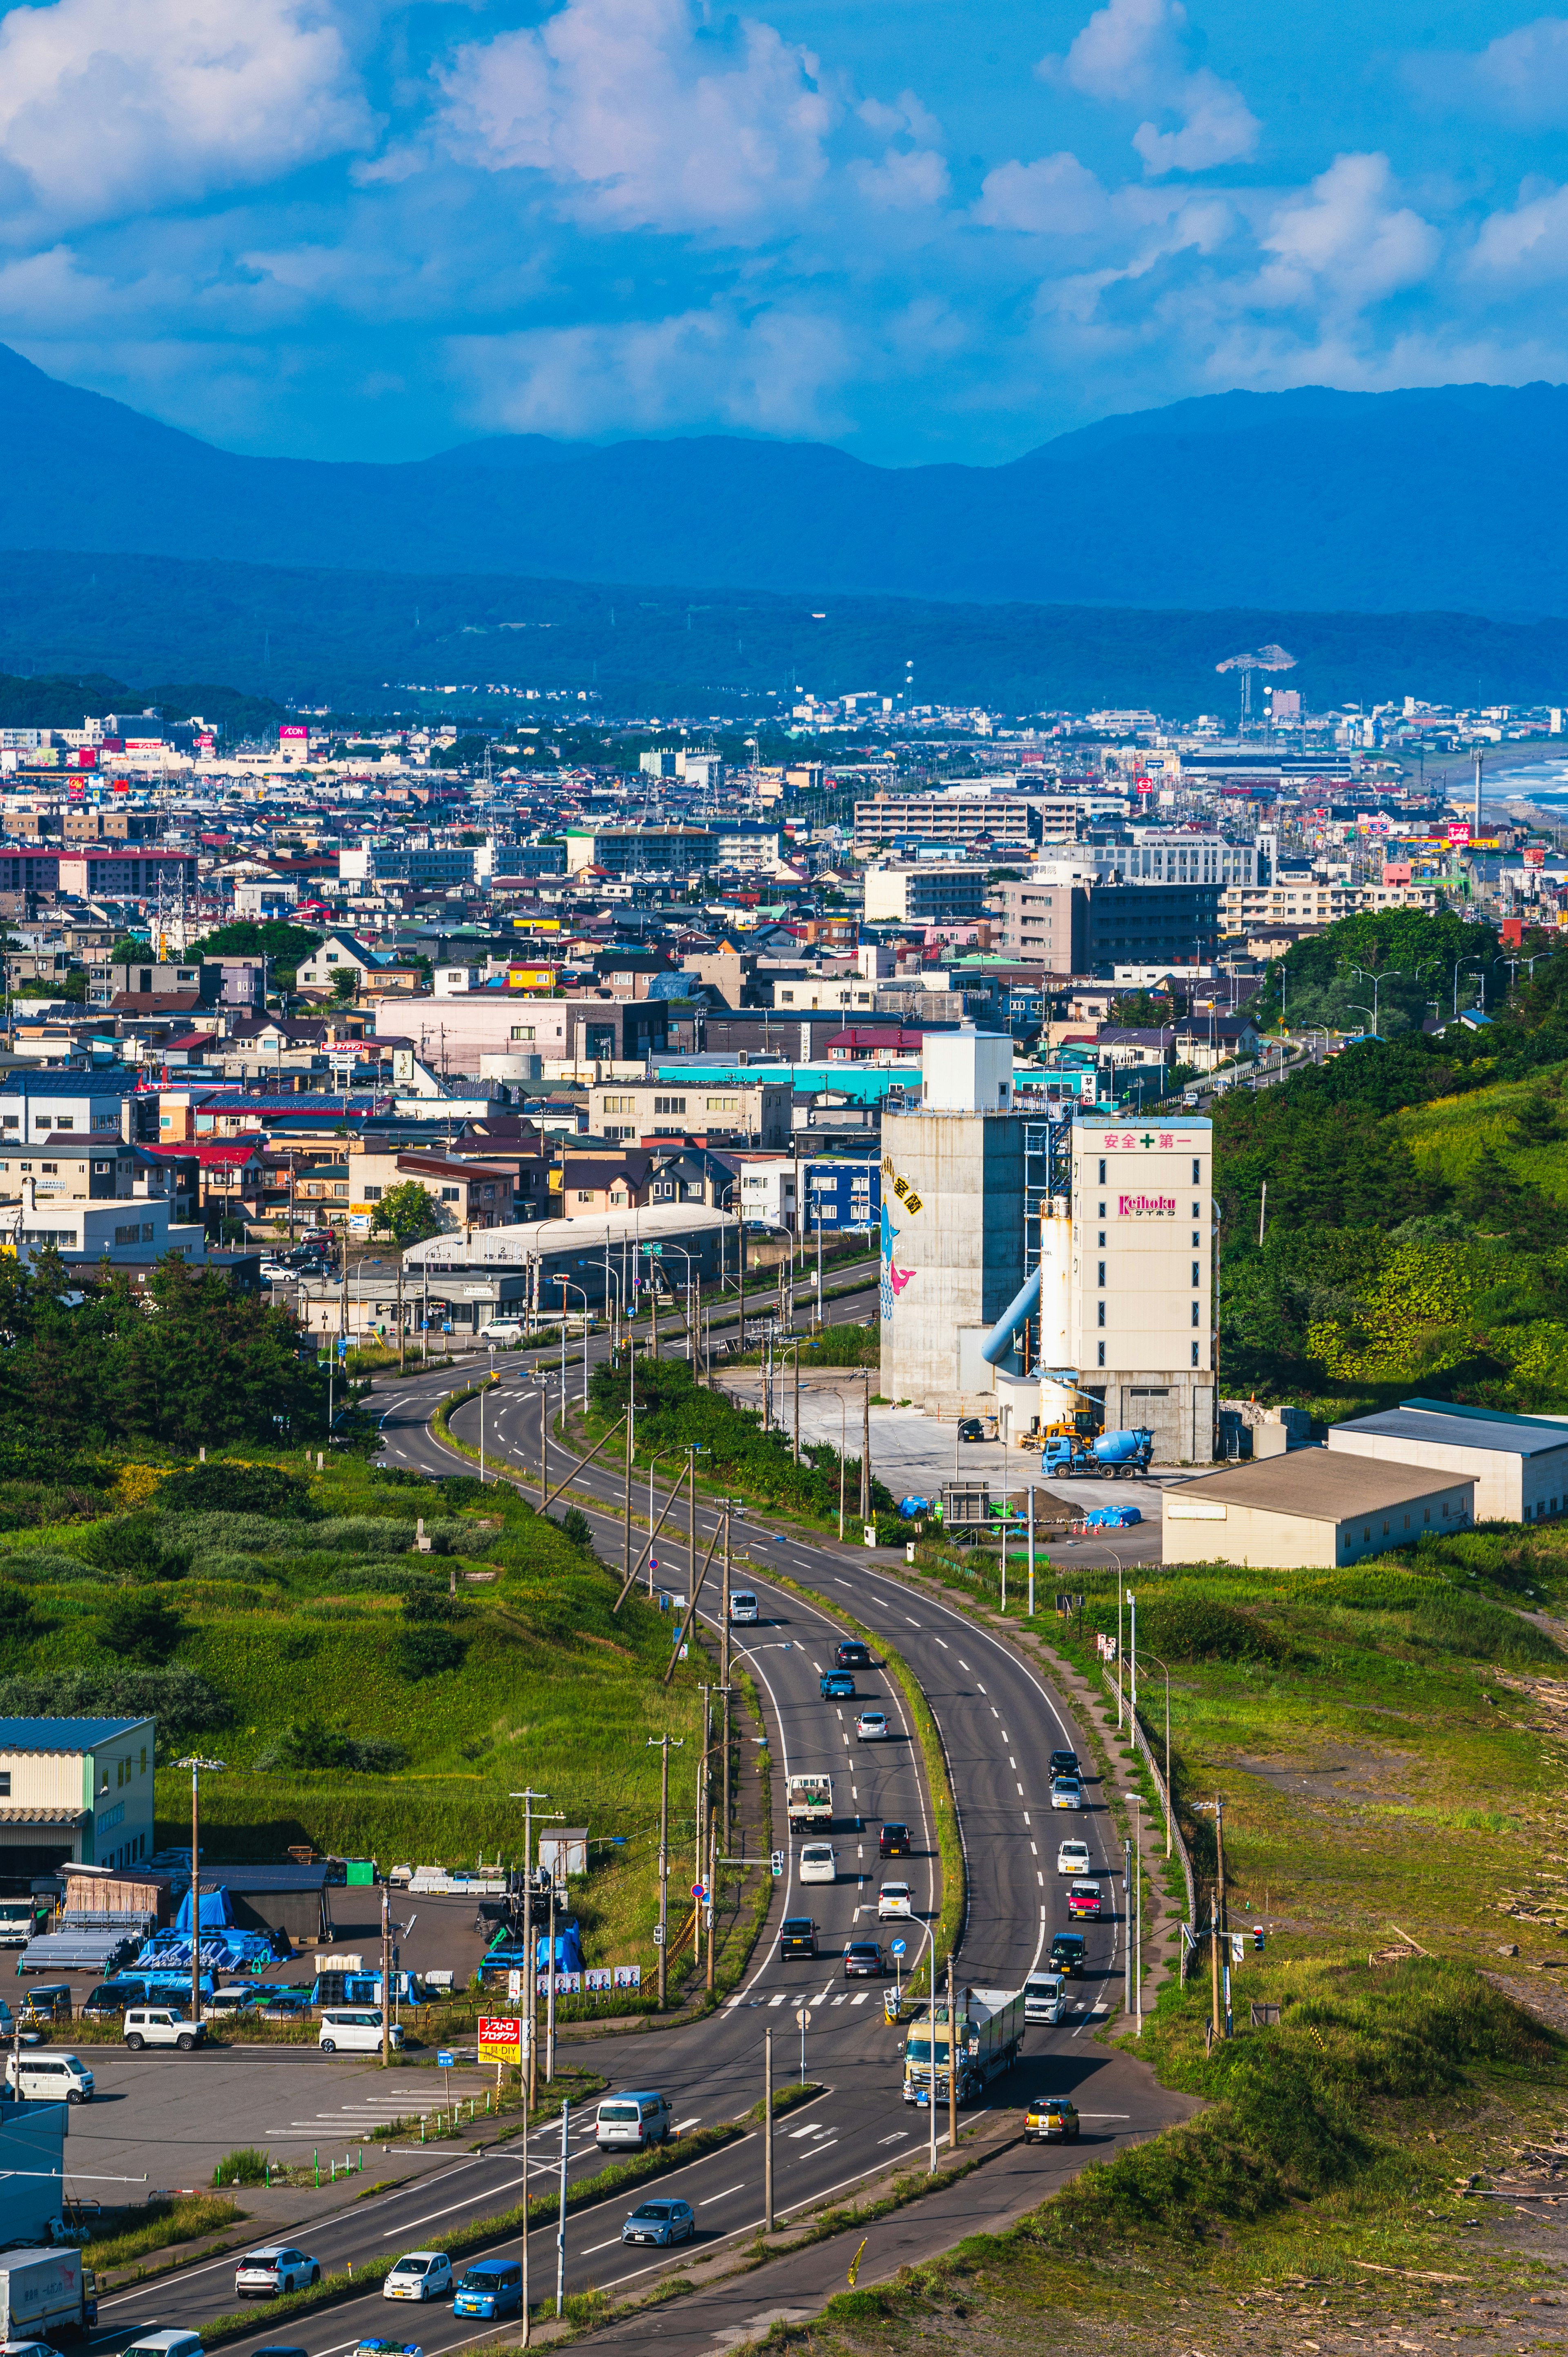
[819,1670,856,1699]
[452,2261,523,2318]
[621,2199,695,2247]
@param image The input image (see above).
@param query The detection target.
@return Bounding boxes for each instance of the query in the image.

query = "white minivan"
[728,1592,759,1624]
[595,2091,671,2150]
[320,2008,403,2054]
[1023,1972,1066,2025]
[124,2007,205,2051]
[4,2050,94,2102]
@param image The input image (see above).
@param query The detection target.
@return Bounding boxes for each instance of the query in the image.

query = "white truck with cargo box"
[786,1773,833,1833]
[0,2247,92,2342]
[901,1985,1025,2106]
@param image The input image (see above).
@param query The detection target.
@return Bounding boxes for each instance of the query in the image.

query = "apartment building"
[862,865,989,925]
[995,880,1220,972]
[853,794,1036,852]
[589,1078,791,1148]
[1218,879,1443,934]
[348,1150,517,1230]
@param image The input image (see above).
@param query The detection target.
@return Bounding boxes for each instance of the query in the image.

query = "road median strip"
[769,1570,966,1972]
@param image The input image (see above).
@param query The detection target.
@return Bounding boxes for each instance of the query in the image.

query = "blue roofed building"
[0,1716,155,1878]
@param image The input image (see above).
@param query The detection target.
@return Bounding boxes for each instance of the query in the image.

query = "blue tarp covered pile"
[135,1885,286,1972]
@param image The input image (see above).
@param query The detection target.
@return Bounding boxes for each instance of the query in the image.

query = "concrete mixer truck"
[1038,1426,1154,1479]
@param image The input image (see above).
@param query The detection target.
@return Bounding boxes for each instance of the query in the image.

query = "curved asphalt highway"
[94,1302,1174,2355]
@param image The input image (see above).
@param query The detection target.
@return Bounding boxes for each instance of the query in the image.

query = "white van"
[320,2009,403,2054]
[124,2007,205,2051]
[479,1318,526,1344]
[728,1592,759,1624]
[1023,1972,1065,2025]
[4,2050,94,2102]
[595,2091,671,2150]
[122,2334,204,2357]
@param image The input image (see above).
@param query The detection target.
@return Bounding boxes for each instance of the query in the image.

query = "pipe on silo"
[980,1266,1041,1366]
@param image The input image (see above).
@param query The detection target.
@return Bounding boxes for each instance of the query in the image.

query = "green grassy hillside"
[0,1450,707,1980]
[1395,1061,1568,1201]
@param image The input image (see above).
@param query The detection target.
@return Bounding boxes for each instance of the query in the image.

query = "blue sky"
[0,0,1563,466]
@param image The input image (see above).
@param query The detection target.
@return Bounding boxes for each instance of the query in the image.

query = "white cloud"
[975,152,1111,235]
[1256,153,1439,309]
[0,0,372,230]
[439,0,835,238]
[1407,16,1568,128]
[447,300,854,437]
[1045,0,1257,174]
[1471,179,1568,279]
[850,146,949,211]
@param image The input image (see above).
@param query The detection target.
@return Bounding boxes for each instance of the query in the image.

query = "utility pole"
[792,1338,800,1464]
[763,2027,774,2231]
[545,1871,556,2084]
[176,1755,224,2033]
[397,1255,405,1370]
[622,1349,634,1600]
[720,1508,733,1854]
[647,1736,683,2007]
[946,1953,957,2159]
[1207,1792,1227,2041]
[511,1788,549,2099]
[555,2099,569,2316]
[1123,1836,1133,2019]
[860,1370,870,1523]
[382,1875,392,2063]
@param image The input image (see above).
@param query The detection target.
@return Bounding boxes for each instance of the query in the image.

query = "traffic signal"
[770,1849,785,1878]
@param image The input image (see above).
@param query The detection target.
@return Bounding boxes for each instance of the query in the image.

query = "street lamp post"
[1144,1651,1174,1858]
[175,1755,225,2030]
[553,1279,591,1407]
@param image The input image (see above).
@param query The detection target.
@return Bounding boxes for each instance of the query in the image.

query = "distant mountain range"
[3,346,1568,617]
[1,545,1566,718]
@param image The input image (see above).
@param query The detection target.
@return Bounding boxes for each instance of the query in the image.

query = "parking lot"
[66,2043,498,2196]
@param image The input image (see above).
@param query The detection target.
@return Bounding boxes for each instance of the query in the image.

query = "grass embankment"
[1395,1060,1568,1202]
[771,1528,1568,2356]
[793,1961,1568,2357]
[0,1448,709,1991]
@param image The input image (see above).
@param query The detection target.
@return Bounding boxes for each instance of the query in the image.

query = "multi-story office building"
[588,1078,791,1148]
[863,865,989,925]
[994,879,1220,971]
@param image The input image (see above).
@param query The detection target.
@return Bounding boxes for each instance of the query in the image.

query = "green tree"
[1513,1089,1563,1147]
[186,919,322,974]
[373,1182,443,1247]
[329,967,358,1005]
[14,970,86,1002]
[80,1517,192,1583]
[95,1590,185,1664]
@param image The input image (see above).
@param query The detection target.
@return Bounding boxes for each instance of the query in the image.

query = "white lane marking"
[934,1638,948,1649]
[904,1617,920,1627]
[1018,1782,1025,1795]
[700,2183,748,2205]
[976,1681,986,1694]
[1009,1757,1017,1769]
[673,2116,701,2132]
[851,1992,869,2004]
[382,2176,528,2233]
[768,1993,786,2006]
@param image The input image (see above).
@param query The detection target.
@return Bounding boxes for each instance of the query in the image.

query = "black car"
[1049,1748,1080,1781]
[779,1918,818,1958]
[1049,1931,1087,1978]
[957,1417,987,1441]
[843,1941,889,1978]
[835,1639,872,1670]
[879,1822,911,1858]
